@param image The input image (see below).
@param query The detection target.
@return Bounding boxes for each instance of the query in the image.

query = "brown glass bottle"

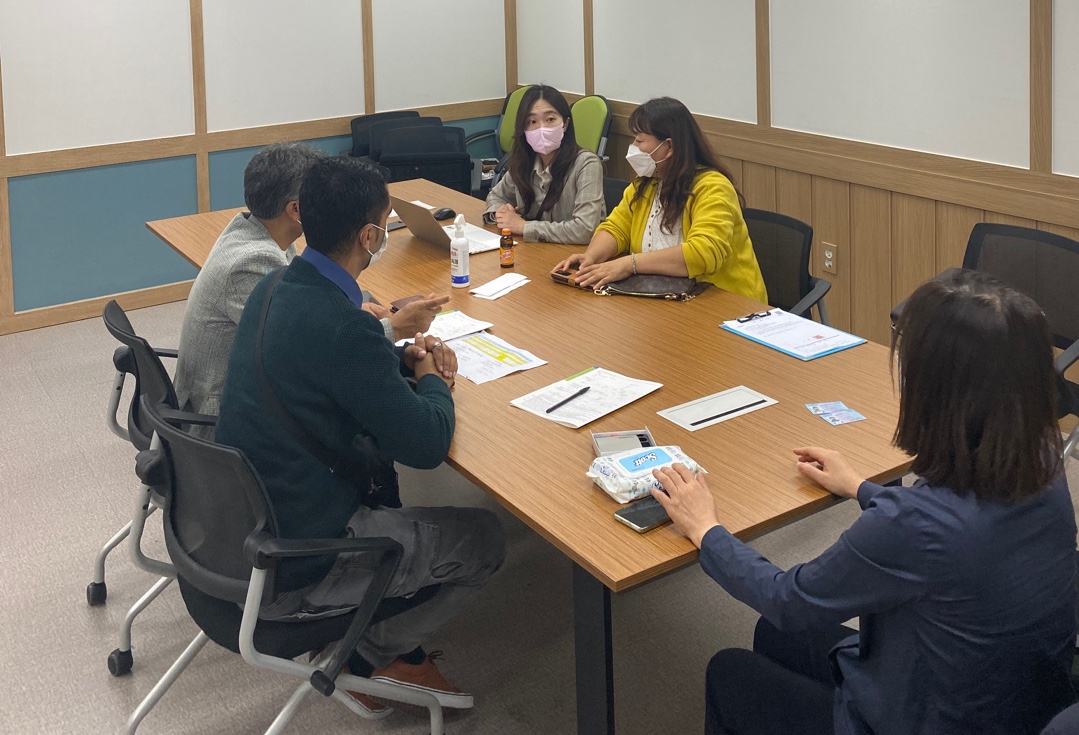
[499,228,515,268]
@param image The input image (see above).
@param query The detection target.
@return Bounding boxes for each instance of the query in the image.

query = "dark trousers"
[705,617,855,735]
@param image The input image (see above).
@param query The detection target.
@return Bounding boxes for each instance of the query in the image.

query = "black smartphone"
[613,495,670,533]
[387,221,407,232]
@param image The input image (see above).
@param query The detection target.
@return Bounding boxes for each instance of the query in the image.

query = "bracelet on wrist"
[631,252,637,275]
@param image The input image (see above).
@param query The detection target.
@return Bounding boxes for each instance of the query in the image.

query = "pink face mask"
[524,124,565,155]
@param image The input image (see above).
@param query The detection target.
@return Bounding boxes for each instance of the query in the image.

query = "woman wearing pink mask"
[483,85,605,245]
[553,97,767,301]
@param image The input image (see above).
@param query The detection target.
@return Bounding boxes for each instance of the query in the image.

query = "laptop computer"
[390,196,502,254]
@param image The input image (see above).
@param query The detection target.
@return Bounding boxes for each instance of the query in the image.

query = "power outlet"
[822,242,839,275]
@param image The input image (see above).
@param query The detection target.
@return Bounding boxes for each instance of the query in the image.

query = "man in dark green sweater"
[215,156,504,716]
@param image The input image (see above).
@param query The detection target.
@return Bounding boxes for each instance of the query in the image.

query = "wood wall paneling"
[742,162,776,210]
[754,0,770,127]
[718,156,744,193]
[583,0,594,96]
[0,179,12,317]
[1030,0,1052,173]
[849,185,893,345]
[774,169,812,224]
[984,210,1037,228]
[189,0,210,212]
[934,202,983,271]
[1037,222,1079,241]
[504,0,517,94]
[811,177,851,331]
[891,193,937,305]
[362,0,375,113]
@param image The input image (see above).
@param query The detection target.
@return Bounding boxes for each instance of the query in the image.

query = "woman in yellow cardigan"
[552,97,767,302]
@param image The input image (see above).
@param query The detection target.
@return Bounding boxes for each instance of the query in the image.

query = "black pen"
[545,386,590,414]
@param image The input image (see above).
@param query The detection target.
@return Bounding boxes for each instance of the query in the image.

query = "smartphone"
[613,495,671,533]
[390,295,425,313]
[387,221,407,232]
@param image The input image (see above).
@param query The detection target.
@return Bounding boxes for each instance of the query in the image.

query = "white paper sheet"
[449,331,546,385]
[658,386,777,432]
[720,309,865,361]
[510,367,663,429]
[470,273,530,300]
[441,223,502,253]
[393,310,493,347]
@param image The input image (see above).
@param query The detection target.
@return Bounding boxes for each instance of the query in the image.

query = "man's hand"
[406,332,457,387]
[574,256,634,290]
[793,447,864,499]
[389,293,450,340]
[361,302,390,319]
[650,464,720,548]
[494,204,525,236]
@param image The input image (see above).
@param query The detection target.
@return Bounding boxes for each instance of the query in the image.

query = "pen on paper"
[545,386,591,414]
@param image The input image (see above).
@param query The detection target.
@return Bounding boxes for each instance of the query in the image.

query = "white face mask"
[365,223,388,266]
[625,140,668,178]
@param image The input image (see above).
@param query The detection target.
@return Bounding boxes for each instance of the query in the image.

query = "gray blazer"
[484,149,605,244]
[173,213,294,435]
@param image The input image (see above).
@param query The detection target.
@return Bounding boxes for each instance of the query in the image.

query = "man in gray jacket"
[174,142,445,435]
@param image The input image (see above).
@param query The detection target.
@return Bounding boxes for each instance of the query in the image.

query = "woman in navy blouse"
[652,270,1076,735]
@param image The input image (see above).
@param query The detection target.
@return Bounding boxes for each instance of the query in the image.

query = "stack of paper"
[470,273,529,300]
[511,367,663,429]
[720,309,865,361]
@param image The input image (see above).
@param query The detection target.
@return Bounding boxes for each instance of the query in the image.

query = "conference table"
[148,179,911,734]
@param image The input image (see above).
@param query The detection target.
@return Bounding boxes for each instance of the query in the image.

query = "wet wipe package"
[586,445,703,504]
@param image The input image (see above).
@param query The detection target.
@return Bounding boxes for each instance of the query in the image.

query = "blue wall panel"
[9,156,199,312]
[207,118,499,211]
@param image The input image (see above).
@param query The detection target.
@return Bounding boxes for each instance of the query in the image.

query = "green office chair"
[571,95,612,160]
[464,85,534,159]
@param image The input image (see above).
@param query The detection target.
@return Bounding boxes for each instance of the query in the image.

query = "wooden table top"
[148,179,911,592]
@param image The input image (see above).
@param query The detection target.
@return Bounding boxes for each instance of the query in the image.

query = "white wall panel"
[202,0,365,132]
[1053,0,1079,177]
[372,0,505,111]
[517,0,585,94]
[771,0,1029,167]
[0,1,195,154]
[593,0,756,123]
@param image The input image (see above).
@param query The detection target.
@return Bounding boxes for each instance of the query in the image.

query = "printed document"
[720,309,865,361]
[449,331,546,384]
[510,367,663,429]
[394,310,493,346]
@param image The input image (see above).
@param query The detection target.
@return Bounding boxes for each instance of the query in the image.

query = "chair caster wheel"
[108,648,133,677]
[87,582,107,606]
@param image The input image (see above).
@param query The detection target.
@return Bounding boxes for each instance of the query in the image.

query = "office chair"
[125,399,444,735]
[603,177,629,216]
[464,84,534,162]
[93,300,215,677]
[890,223,1079,460]
[380,126,474,194]
[367,116,442,162]
[346,110,419,158]
[571,94,612,160]
[743,208,831,324]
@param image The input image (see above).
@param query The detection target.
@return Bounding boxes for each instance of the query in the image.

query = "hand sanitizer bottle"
[450,214,470,288]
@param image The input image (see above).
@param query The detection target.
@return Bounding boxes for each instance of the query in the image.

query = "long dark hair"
[628,97,743,233]
[892,270,1062,503]
[506,85,583,219]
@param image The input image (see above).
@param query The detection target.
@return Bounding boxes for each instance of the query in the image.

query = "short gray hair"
[243,142,325,219]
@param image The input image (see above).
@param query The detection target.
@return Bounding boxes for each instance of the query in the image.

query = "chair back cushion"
[572,95,612,155]
[743,209,813,312]
[499,85,534,155]
[368,117,441,161]
[349,110,419,157]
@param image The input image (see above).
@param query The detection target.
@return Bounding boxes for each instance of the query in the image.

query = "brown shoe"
[371,651,473,709]
[342,665,393,719]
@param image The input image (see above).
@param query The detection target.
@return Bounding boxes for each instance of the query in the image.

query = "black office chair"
[124,399,443,734]
[93,300,216,677]
[890,223,1079,460]
[743,208,831,324]
[346,110,419,158]
[603,177,629,216]
[380,126,474,194]
[367,116,442,162]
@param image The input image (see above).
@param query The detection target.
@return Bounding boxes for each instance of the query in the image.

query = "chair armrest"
[1056,340,1079,377]
[156,406,218,427]
[790,277,832,323]
[244,533,404,697]
[464,129,495,146]
[153,347,178,359]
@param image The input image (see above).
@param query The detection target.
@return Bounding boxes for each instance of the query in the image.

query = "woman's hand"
[575,256,634,290]
[651,463,720,548]
[551,252,595,275]
[494,204,525,236]
[793,447,864,499]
